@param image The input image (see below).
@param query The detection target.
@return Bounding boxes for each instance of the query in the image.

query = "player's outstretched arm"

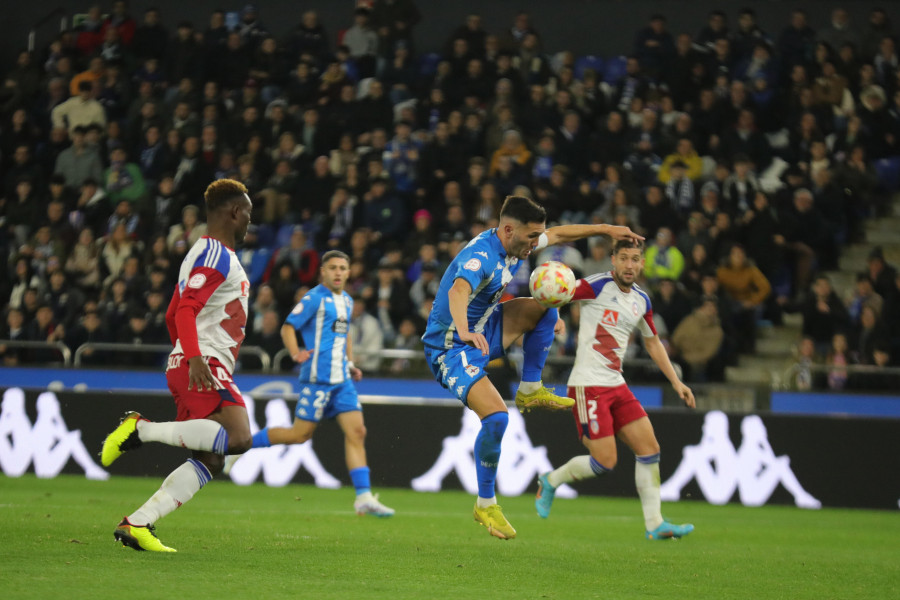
[644,335,696,408]
[544,223,644,247]
[281,324,310,364]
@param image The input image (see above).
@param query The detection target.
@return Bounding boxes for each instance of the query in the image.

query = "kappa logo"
[326,297,333,303]
[411,409,577,499]
[227,393,340,489]
[601,309,619,327]
[0,388,108,481]
[475,251,489,259]
[302,387,311,396]
[660,411,821,509]
[456,385,466,397]
[446,376,458,388]
[464,365,480,377]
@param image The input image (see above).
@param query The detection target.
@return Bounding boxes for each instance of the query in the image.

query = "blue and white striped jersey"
[284,284,353,384]
[423,228,545,349]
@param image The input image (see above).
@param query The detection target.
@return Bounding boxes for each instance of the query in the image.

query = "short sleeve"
[285,294,316,330]
[452,248,492,291]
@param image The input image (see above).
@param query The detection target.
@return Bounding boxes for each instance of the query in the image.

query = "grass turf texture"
[1,475,897,600]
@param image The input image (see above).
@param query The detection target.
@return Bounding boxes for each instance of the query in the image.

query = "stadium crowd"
[2,1,900,388]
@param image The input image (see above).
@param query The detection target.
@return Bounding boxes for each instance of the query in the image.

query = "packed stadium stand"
[2,1,900,394]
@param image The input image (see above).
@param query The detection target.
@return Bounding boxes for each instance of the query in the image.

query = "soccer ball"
[529,261,577,307]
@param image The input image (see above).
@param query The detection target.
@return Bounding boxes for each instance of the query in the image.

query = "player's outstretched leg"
[114,517,177,552]
[537,455,611,517]
[100,412,230,467]
[473,410,514,538]
[636,453,694,540]
[503,301,573,412]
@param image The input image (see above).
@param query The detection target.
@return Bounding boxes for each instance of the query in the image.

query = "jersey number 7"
[592,323,622,372]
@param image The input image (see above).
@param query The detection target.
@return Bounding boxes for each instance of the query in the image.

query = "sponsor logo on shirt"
[601,309,619,327]
[332,318,349,334]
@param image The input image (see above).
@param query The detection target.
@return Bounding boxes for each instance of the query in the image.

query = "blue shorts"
[424,304,506,405]
[295,380,361,423]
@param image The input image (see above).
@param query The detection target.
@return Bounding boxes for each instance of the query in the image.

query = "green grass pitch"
[1,475,897,600]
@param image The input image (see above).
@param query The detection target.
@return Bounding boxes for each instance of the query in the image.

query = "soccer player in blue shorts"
[227,250,394,517]
[422,195,642,539]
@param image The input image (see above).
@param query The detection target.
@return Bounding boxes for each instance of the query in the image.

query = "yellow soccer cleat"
[515,386,574,413]
[114,518,177,552]
[473,503,517,540]
[100,412,144,467]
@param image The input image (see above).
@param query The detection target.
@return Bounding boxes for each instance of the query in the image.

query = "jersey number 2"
[592,323,622,372]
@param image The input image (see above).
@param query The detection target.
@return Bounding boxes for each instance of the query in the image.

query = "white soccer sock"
[518,381,542,394]
[137,419,228,454]
[548,455,598,487]
[635,454,664,531]
[129,458,212,526]
[476,496,497,509]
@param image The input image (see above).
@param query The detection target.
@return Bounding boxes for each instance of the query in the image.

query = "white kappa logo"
[411,409,577,499]
[660,411,821,509]
[188,273,206,289]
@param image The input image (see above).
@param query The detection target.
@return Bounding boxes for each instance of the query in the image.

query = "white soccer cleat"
[354,493,395,518]
[222,454,240,476]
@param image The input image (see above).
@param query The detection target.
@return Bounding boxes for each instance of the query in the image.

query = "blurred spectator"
[671,297,725,382]
[266,228,320,288]
[826,332,851,391]
[850,304,889,365]
[717,244,771,352]
[0,308,28,365]
[246,309,285,365]
[802,274,851,355]
[65,228,101,292]
[786,336,822,391]
[653,278,693,332]
[52,80,106,135]
[349,295,384,373]
[54,125,104,190]
[644,227,684,283]
[847,274,883,324]
[166,205,207,252]
[388,317,422,373]
[866,247,898,299]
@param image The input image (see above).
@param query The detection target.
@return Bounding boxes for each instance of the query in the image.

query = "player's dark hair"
[204,179,248,212]
[321,250,350,265]
[499,195,546,224]
[614,239,645,254]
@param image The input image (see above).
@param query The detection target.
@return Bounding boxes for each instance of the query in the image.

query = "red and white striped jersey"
[568,271,657,387]
[166,236,250,373]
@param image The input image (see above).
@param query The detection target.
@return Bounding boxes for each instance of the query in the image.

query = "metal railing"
[73,343,271,372]
[271,347,681,379]
[0,340,72,366]
[27,8,68,52]
[779,362,900,391]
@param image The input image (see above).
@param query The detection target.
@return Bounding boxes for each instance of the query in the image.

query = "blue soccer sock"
[474,412,509,499]
[251,428,271,448]
[349,466,371,495]
[521,307,558,382]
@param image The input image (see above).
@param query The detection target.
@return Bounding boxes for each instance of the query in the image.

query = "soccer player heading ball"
[534,239,696,540]
[101,179,255,552]
[422,195,643,539]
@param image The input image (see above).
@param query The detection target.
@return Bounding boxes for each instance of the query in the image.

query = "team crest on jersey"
[188,273,206,289]
[291,303,303,315]
[632,302,640,316]
[464,258,481,271]
[465,365,480,377]
[601,309,619,327]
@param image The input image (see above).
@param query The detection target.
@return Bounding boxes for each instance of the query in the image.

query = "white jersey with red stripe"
[568,271,657,387]
[169,236,250,373]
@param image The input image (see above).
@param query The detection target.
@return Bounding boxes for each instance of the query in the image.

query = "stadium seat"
[256,224,277,248]
[874,156,900,192]
[574,55,604,81]
[417,52,442,78]
[602,55,628,84]
[274,223,296,248]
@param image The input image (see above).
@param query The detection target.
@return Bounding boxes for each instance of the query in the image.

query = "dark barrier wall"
[1,1,889,73]
[3,387,899,510]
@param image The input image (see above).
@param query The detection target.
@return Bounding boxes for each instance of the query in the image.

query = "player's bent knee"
[347,424,367,443]
[228,434,253,454]
[591,452,617,470]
